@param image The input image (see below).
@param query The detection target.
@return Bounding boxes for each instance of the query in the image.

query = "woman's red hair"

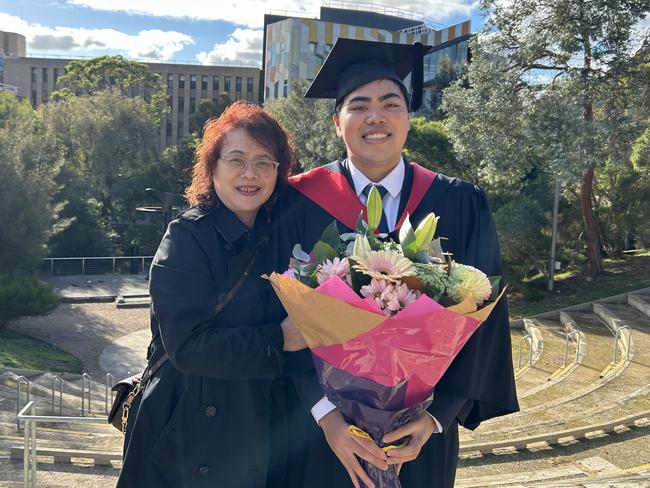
[185,101,298,207]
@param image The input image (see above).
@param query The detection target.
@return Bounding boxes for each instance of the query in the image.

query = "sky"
[0,0,486,67]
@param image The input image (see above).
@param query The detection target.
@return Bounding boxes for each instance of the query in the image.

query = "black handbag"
[108,241,264,433]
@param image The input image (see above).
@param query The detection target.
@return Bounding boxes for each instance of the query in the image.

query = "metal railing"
[16,377,31,430]
[50,376,63,416]
[17,401,108,488]
[613,325,631,363]
[563,330,584,367]
[0,82,18,94]
[518,334,533,369]
[41,255,154,276]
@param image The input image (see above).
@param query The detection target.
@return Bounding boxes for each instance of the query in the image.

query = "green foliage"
[190,94,232,134]
[161,132,201,193]
[444,0,650,276]
[493,193,548,287]
[0,275,58,327]
[403,117,467,179]
[0,93,62,273]
[265,80,345,169]
[42,89,177,256]
[51,55,166,120]
[631,124,650,171]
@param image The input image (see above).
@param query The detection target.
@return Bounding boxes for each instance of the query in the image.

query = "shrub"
[0,275,58,328]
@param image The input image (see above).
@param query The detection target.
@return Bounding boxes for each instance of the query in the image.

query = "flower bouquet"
[267,187,505,488]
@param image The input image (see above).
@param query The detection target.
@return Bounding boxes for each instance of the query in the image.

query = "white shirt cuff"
[311,397,443,432]
[426,411,443,433]
[311,396,337,425]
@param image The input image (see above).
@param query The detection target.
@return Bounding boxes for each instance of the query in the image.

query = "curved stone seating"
[461,299,650,445]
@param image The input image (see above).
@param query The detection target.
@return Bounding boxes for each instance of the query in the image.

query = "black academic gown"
[282,159,519,488]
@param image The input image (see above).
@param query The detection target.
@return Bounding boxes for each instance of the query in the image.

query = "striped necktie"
[362,184,389,233]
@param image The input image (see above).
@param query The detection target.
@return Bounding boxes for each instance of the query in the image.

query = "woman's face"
[212,127,278,228]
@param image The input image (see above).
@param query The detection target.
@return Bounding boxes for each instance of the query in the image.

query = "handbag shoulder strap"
[142,236,267,384]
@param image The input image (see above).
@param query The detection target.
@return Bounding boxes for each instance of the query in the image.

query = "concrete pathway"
[42,274,149,301]
[99,328,149,379]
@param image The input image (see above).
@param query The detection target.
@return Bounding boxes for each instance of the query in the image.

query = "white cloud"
[196,28,262,67]
[66,0,477,28]
[0,12,194,61]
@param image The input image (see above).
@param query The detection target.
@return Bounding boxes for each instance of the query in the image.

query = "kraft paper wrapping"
[265,272,385,348]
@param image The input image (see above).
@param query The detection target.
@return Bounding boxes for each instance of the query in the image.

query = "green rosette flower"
[447,264,492,306]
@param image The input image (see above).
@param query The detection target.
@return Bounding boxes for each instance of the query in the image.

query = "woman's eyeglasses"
[219,156,280,177]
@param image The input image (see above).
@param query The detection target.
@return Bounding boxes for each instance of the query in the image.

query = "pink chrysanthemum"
[316,257,352,286]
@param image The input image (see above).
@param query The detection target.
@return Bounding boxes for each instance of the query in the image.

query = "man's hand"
[319,409,388,488]
[383,412,439,475]
[281,317,308,351]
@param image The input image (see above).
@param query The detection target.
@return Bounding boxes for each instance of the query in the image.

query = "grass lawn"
[508,251,650,319]
[0,329,83,373]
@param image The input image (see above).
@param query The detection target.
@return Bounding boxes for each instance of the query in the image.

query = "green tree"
[444,0,649,276]
[43,89,176,256]
[0,92,62,273]
[51,55,166,118]
[265,80,345,169]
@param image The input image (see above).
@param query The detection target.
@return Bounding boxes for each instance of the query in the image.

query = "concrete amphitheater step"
[510,319,565,397]
[515,311,621,410]
[461,302,650,445]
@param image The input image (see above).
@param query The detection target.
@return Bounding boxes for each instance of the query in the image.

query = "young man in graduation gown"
[284,38,519,488]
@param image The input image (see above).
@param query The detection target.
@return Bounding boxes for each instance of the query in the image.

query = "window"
[283,80,288,98]
[53,68,60,85]
[224,76,231,92]
[201,75,208,90]
[178,120,184,135]
[178,97,185,113]
[167,96,173,108]
[179,74,185,89]
[190,97,196,114]
[265,86,270,99]
[274,81,278,99]
[31,89,37,107]
[190,74,197,90]
[42,68,48,83]
[166,122,172,137]
[247,77,254,94]
[42,90,48,102]
[235,76,242,93]
[213,76,219,91]
[167,74,174,88]
[31,67,37,82]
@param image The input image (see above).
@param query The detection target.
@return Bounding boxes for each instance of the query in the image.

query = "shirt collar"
[347,157,405,199]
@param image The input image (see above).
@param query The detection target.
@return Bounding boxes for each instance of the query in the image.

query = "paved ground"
[42,274,149,302]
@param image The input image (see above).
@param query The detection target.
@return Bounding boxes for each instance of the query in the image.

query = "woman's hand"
[281,317,308,351]
[383,411,439,474]
[319,409,388,488]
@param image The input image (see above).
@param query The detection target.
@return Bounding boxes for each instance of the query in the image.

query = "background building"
[0,31,261,149]
[262,1,471,108]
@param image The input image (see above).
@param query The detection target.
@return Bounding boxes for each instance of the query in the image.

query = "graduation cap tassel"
[410,42,425,112]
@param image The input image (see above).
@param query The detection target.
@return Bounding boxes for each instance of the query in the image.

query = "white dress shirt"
[310,158,442,433]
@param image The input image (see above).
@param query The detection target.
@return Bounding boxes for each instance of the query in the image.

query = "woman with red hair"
[117,101,312,488]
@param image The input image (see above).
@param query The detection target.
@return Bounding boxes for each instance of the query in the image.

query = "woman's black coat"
[117,200,313,488]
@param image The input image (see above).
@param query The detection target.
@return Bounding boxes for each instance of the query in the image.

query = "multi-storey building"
[0,31,262,149]
[262,1,471,108]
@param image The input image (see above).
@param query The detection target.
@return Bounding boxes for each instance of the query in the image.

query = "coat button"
[204,405,217,417]
[198,465,210,476]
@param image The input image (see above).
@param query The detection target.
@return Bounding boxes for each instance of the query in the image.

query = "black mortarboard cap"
[304,38,430,112]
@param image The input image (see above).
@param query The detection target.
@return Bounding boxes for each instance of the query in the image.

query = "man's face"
[333,79,409,178]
